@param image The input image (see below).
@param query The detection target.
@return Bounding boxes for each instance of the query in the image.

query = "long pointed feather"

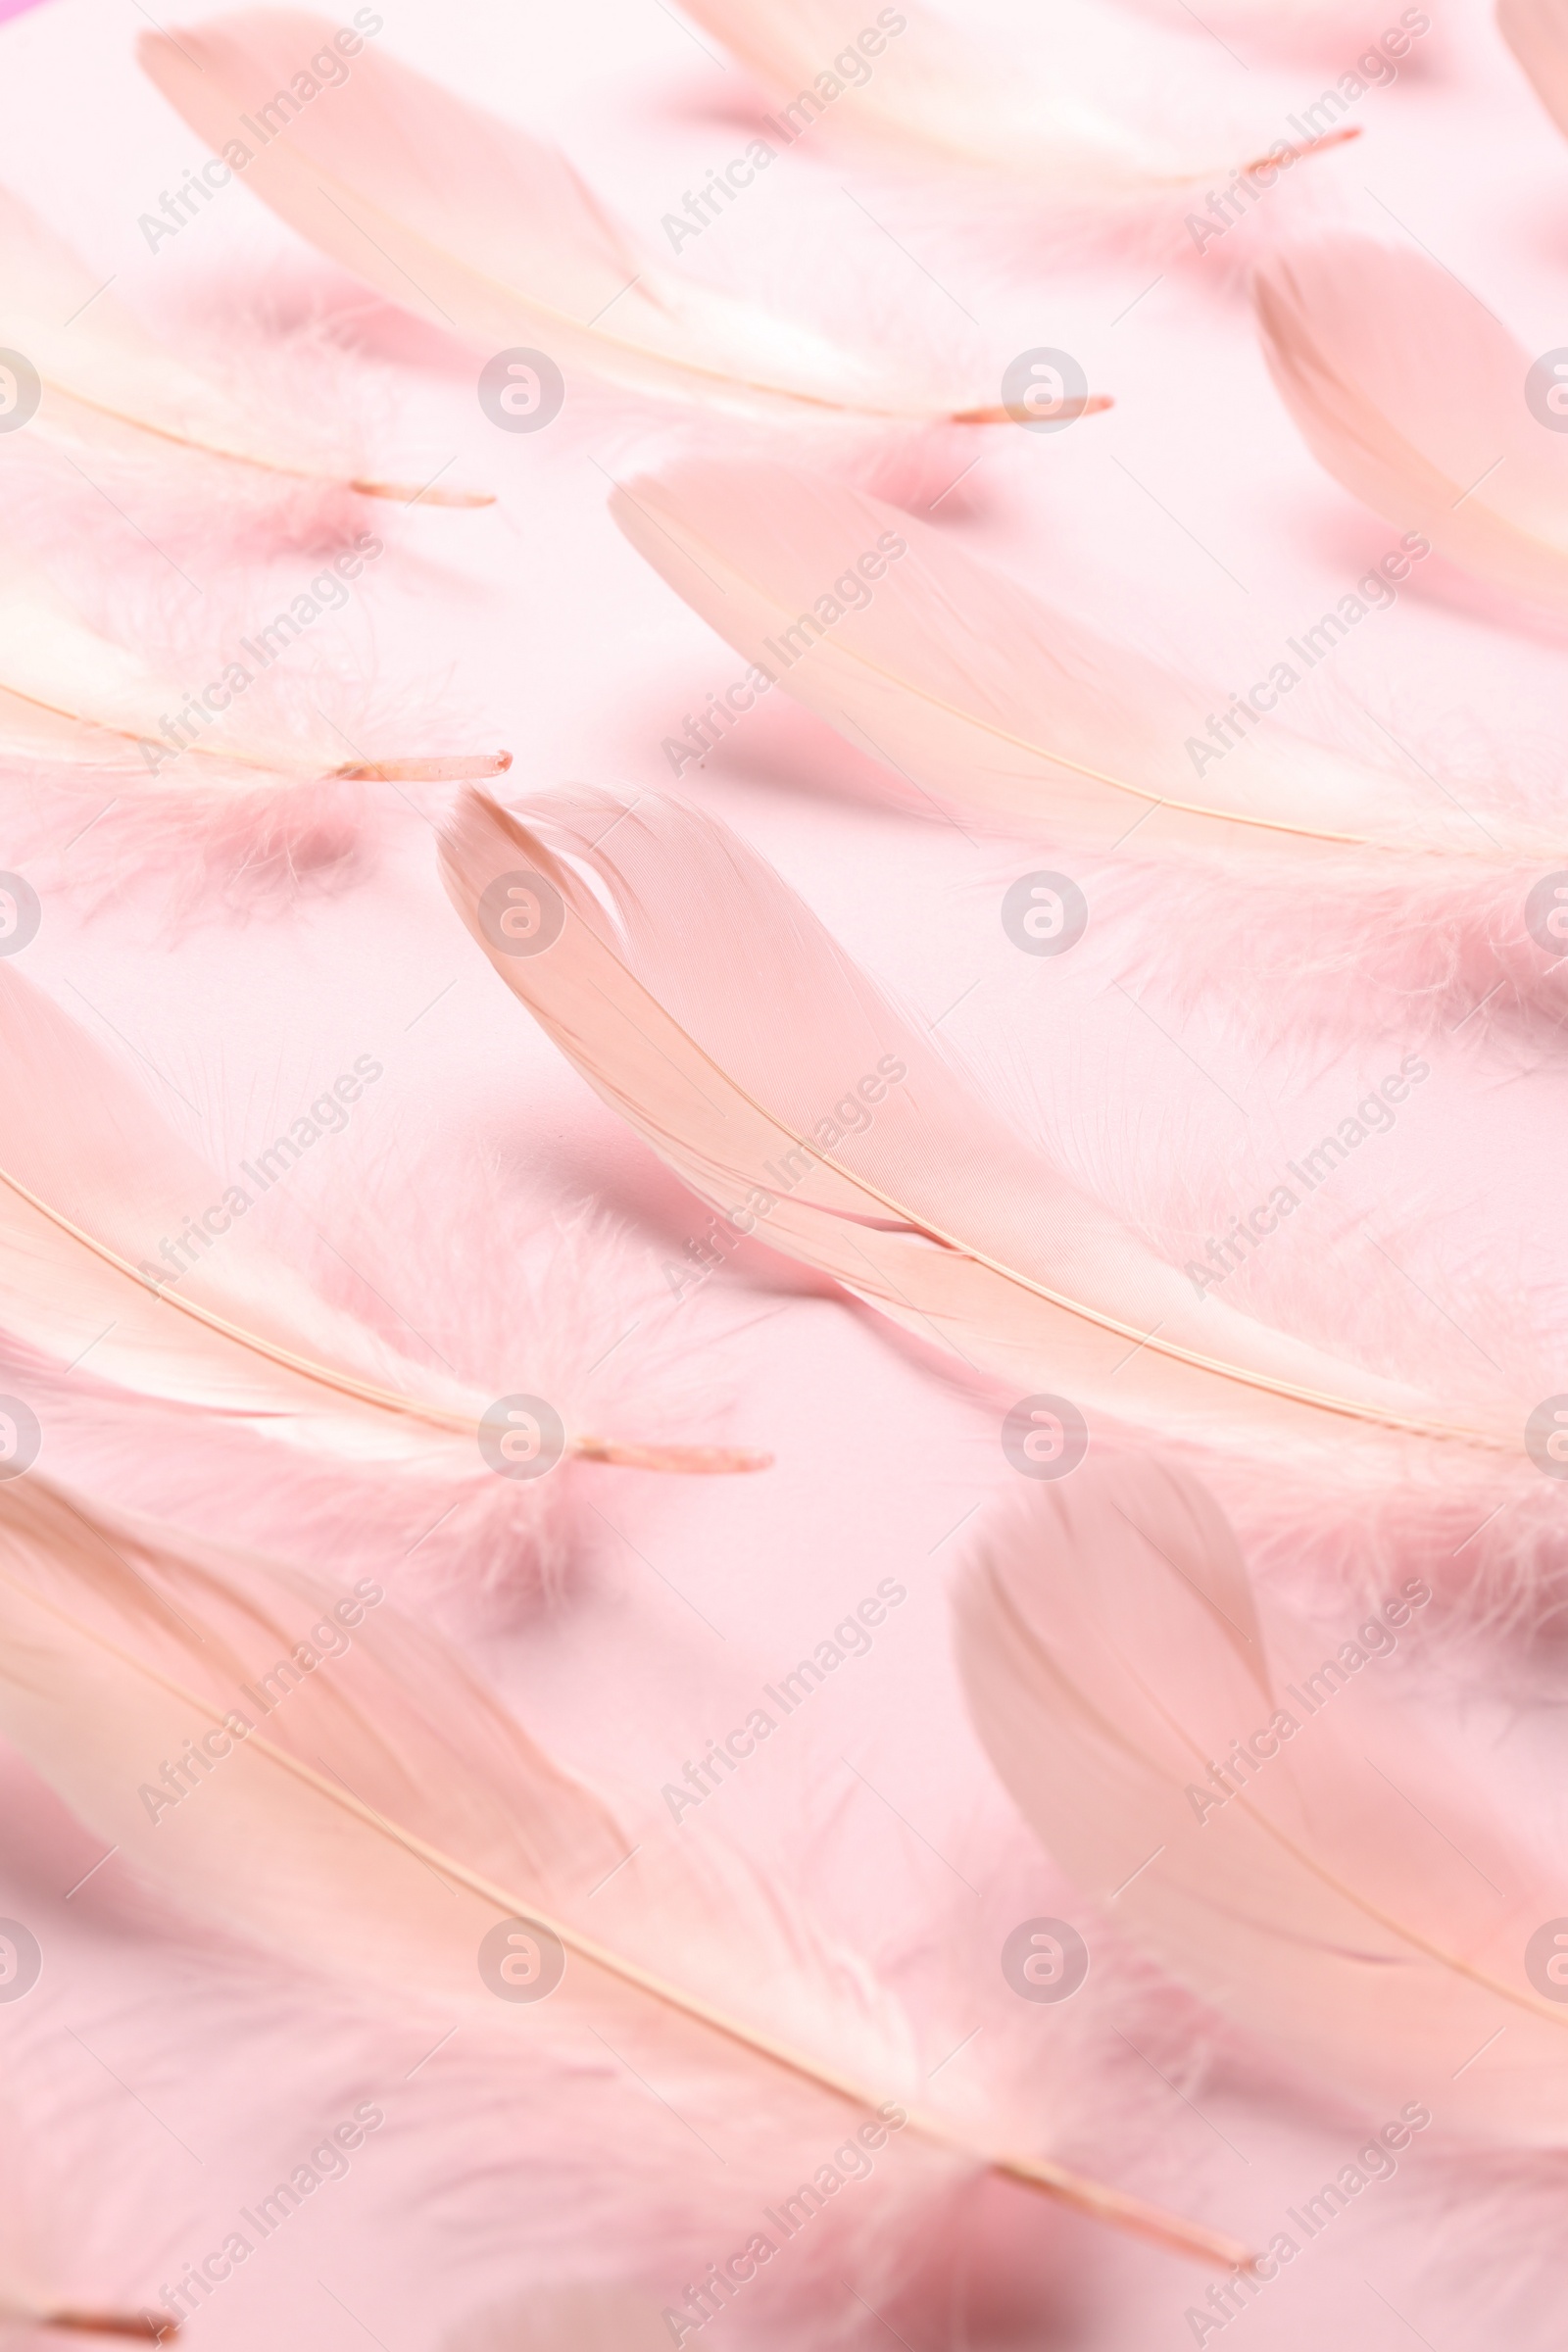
[438,787,1524,1472]
[0,964,762,1480]
[610,456,1555,864]
[956,1454,1568,2140]
[673,0,1352,195]
[134,9,1074,428]
[1254,234,1568,613]
[0,183,490,505]
[0,1468,1251,2270]
[1498,0,1568,139]
[0,548,508,788]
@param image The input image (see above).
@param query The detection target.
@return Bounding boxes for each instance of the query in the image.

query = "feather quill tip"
[1245,123,1361,171]
[1006,2151,1255,2271]
[953,393,1112,426]
[570,1435,772,1473]
[44,2318,177,2340]
[348,477,496,508]
[337,752,514,782]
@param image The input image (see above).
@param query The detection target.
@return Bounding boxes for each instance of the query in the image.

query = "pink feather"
[1254,233,1568,615]
[955,1451,1568,2141]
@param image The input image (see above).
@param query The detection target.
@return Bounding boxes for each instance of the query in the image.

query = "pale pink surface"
[0,0,1565,2347]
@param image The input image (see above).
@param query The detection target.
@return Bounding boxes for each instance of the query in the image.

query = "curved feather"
[955,1454,1568,2141]
[134,9,1056,428]
[1254,234,1568,613]
[611,456,1554,862]
[0,548,508,788]
[673,0,1354,192]
[0,963,762,1480]
[0,1468,1250,2270]
[1498,0,1568,139]
[438,786,1522,1471]
[0,182,491,506]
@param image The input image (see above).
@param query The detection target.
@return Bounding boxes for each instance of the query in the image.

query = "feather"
[0,183,490,508]
[1254,234,1568,614]
[954,1453,1568,2141]
[437,785,1526,1476]
[1498,0,1568,140]
[669,0,1353,195]
[0,961,765,1492]
[0,1466,1251,2273]
[133,10,1061,430]
[0,545,508,791]
[609,455,1562,866]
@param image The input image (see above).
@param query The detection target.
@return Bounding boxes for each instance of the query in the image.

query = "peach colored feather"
[0,1466,1250,2271]
[438,786,1527,1475]
[0,181,490,506]
[956,1453,1568,2141]
[0,546,508,789]
[672,0,1352,193]
[0,963,761,1482]
[134,9,1054,429]
[1254,234,1568,613]
[610,456,1556,865]
[1497,0,1568,139]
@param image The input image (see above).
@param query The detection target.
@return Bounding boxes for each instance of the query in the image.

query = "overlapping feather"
[0,182,491,508]
[0,1465,1250,2271]
[0,543,506,791]
[1254,234,1568,613]
[611,455,1559,866]
[673,0,1354,195]
[0,964,763,1511]
[956,1453,1568,2141]
[135,9,1044,430]
[438,785,1529,1477]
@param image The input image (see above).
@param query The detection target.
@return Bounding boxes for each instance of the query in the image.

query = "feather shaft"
[0,1517,1248,2271]
[439,788,1519,1467]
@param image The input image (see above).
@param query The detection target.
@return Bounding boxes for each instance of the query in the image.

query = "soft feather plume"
[611,456,1561,862]
[672,0,1354,199]
[0,963,764,1543]
[0,1466,1251,2275]
[0,181,490,509]
[0,545,506,789]
[1498,0,1568,139]
[611,457,1568,1022]
[1254,234,1568,615]
[955,1453,1568,2142]
[133,9,1059,433]
[437,785,1536,1484]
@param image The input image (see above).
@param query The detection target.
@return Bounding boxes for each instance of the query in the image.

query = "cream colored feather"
[0,1466,1251,2270]
[0,182,490,505]
[0,963,760,1481]
[438,786,1527,1478]
[956,1454,1568,2141]
[135,9,1057,428]
[0,546,507,787]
